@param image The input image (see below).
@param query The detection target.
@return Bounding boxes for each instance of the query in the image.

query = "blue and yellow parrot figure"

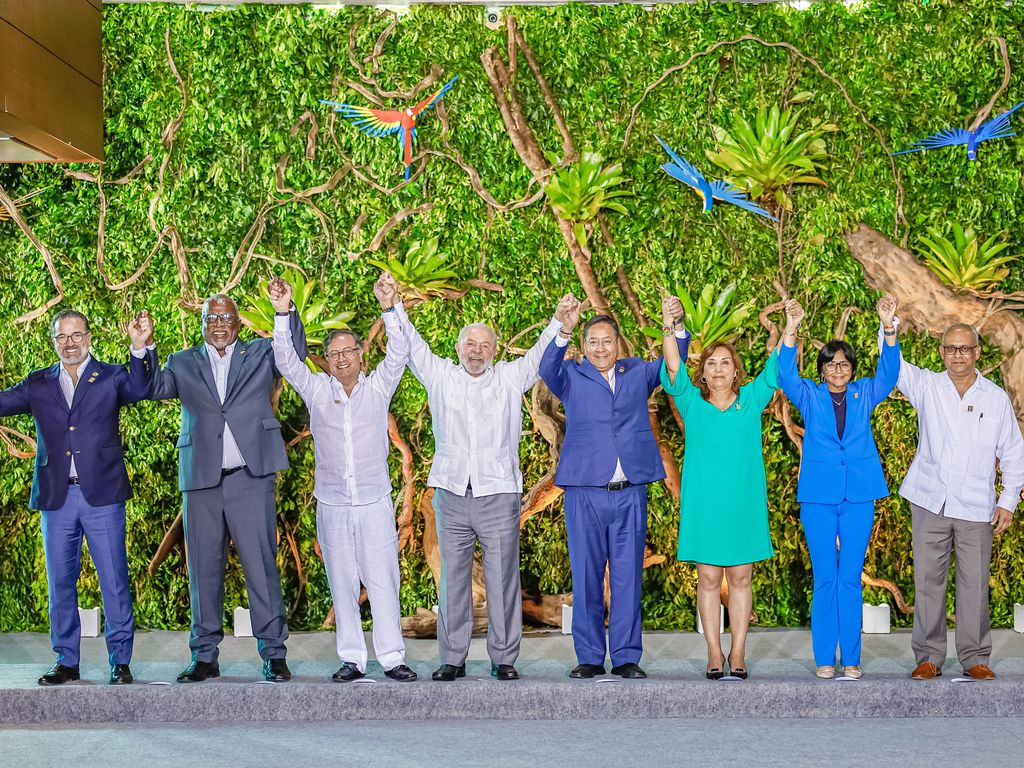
[892,101,1023,160]
[320,76,459,180]
[655,135,779,222]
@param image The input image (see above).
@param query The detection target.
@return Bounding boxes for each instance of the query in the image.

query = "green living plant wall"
[1,1,1023,635]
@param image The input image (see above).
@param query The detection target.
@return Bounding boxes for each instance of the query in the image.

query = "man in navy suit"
[0,309,156,685]
[539,294,688,678]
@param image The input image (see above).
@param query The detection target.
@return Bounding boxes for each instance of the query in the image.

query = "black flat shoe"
[332,661,364,682]
[263,658,291,682]
[706,667,725,680]
[491,663,519,680]
[176,660,220,683]
[384,664,417,682]
[109,664,133,685]
[431,664,466,682]
[38,663,80,686]
[610,663,647,679]
[569,663,605,679]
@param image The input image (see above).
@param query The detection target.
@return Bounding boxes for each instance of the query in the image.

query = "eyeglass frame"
[823,360,852,372]
[52,331,90,345]
[202,312,239,326]
[942,344,979,357]
[325,346,361,362]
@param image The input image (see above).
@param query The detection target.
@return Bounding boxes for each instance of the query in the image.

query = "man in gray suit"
[150,280,305,682]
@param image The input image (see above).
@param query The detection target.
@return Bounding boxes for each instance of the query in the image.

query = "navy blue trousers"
[41,486,134,667]
[564,485,647,667]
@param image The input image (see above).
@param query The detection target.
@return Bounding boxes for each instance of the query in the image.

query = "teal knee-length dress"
[660,351,779,566]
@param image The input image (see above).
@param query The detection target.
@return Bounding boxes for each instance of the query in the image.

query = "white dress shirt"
[206,341,246,470]
[273,305,408,506]
[553,330,687,483]
[58,354,93,479]
[402,314,562,497]
[891,334,1024,522]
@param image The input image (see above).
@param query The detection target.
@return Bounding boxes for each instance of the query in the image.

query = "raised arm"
[875,297,924,406]
[269,276,317,401]
[399,303,449,390]
[778,299,813,413]
[750,349,780,411]
[508,294,573,393]
[539,293,581,399]
[652,292,689,393]
[372,272,409,397]
[865,294,901,407]
[119,310,158,405]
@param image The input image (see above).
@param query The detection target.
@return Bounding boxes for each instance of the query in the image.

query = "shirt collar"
[59,353,92,380]
[331,371,366,400]
[205,341,236,362]
[941,368,983,394]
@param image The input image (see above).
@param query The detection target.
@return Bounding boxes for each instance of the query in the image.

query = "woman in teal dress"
[661,303,779,680]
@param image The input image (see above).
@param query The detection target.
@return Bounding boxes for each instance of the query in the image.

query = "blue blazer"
[539,335,689,488]
[0,351,156,511]
[778,341,900,505]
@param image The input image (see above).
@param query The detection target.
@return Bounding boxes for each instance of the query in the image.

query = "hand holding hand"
[661,293,684,328]
[556,293,582,333]
[877,293,897,327]
[268,276,293,313]
[374,272,398,310]
[783,299,804,333]
[128,310,154,349]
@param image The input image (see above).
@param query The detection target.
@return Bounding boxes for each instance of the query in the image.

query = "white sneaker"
[843,665,863,679]
[815,665,836,679]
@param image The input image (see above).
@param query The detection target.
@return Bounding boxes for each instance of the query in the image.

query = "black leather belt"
[68,477,80,486]
[606,480,632,492]
[221,466,246,477]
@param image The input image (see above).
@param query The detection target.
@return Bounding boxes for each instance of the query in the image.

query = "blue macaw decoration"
[320,76,459,180]
[655,135,779,222]
[892,101,1024,160]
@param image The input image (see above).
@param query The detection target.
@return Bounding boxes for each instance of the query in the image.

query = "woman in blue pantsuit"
[779,295,900,679]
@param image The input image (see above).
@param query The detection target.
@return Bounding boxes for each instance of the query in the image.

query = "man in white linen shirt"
[270,273,416,683]
[886,311,1024,681]
[400,294,575,681]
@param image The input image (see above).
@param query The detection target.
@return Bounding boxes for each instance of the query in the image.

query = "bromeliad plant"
[705,100,837,213]
[642,282,751,357]
[543,150,632,250]
[240,268,354,371]
[915,223,1015,293]
[367,237,462,300]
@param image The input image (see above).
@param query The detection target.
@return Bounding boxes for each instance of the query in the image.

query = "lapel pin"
[853,392,859,399]
[618,366,625,374]
[735,402,742,411]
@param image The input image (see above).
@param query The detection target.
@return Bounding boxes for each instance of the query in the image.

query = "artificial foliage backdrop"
[2,0,1024,634]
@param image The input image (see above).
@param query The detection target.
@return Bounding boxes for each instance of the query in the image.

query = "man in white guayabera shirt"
[270,272,416,683]
[883,309,1024,682]
[401,294,577,682]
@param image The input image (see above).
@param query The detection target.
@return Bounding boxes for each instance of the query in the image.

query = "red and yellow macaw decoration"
[321,76,459,180]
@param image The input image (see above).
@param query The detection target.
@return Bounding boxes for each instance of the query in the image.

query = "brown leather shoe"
[911,661,942,680]
[963,663,996,680]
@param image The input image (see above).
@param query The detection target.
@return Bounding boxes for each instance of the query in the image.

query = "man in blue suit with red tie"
[540,293,688,678]
[0,309,156,685]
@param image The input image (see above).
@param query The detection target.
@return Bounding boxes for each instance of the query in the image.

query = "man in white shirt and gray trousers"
[886,310,1024,681]
[401,295,574,681]
[270,272,416,682]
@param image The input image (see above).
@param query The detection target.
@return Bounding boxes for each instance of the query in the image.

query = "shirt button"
[839,446,844,452]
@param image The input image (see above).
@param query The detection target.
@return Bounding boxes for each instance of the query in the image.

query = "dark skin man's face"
[203,297,241,354]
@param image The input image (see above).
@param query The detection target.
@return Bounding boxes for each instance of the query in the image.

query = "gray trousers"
[911,502,993,669]
[183,470,289,662]
[433,487,522,666]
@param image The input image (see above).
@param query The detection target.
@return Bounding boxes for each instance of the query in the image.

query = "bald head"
[941,323,979,346]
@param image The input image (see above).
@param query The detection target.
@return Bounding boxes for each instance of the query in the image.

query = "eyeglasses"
[942,344,978,357]
[325,347,360,362]
[52,331,89,345]
[203,313,238,326]
[823,361,852,372]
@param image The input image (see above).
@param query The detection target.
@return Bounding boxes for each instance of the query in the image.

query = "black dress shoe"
[38,663,80,686]
[263,658,291,682]
[331,661,364,682]
[176,660,220,683]
[569,663,605,679]
[610,663,647,679]
[491,663,519,680]
[109,664,133,685]
[384,664,418,682]
[431,664,466,681]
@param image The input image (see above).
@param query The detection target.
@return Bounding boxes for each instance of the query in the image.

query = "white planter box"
[561,604,572,635]
[1014,603,1024,634]
[233,607,253,637]
[863,603,891,634]
[697,605,725,635]
[78,607,101,637]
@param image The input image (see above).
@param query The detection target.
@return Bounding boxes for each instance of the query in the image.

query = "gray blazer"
[152,311,306,492]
